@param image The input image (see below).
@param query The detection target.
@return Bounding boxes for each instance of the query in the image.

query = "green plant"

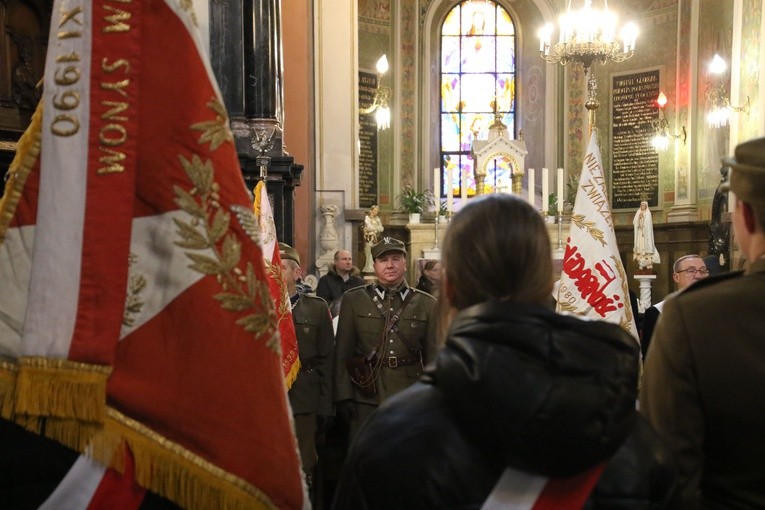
[547,193,557,216]
[397,186,433,214]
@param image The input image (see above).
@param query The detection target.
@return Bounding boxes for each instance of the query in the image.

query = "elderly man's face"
[673,257,709,290]
[374,252,406,287]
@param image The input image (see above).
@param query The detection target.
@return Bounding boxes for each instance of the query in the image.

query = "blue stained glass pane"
[462,112,489,142]
[442,37,461,73]
[460,156,476,196]
[496,37,515,72]
[441,74,462,112]
[441,114,461,151]
[461,74,496,112]
[496,74,515,111]
[501,112,514,134]
[461,37,496,73]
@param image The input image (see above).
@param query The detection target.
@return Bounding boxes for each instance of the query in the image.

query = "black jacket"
[316,265,365,310]
[333,301,677,509]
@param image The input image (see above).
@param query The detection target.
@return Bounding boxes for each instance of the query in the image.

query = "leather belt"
[300,357,319,373]
[383,354,420,369]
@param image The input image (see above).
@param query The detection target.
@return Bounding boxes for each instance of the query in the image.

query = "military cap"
[279,243,301,266]
[723,137,765,209]
[371,237,406,260]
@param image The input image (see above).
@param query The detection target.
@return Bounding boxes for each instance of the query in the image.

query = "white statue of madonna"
[633,201,660,270]
[362,205,384,273]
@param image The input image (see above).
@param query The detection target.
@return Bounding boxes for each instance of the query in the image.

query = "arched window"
[439,0,515,198]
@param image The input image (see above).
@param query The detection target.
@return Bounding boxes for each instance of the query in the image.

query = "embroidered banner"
[0,0,305,507]
[556,131,638,339]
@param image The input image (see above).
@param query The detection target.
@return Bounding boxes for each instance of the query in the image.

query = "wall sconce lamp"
[651,92,686,151]
[359,54,391,130]
[706,54,750,128]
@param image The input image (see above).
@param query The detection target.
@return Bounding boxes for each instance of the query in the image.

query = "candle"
[557,168,564,213]
[542,167,549,213]
[460,168,467,203]
[527,168,535,206]
[446,166,454,213]
[433,167,440,203]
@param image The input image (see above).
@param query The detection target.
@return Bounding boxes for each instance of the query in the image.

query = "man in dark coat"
[280,244,334,488]
[316,250,365,316]
[333,238,436,439]
[641,136,765,509]
[640,254,708,358]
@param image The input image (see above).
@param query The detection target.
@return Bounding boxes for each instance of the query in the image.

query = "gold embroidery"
[191,97,232,151]
[265,259,291,323]
[571,214,606,247]
[123,252,146,327]
[173,154,276,344]
[231,204,260,245]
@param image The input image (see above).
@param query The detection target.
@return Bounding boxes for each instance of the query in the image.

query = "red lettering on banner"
[562,241,624,318]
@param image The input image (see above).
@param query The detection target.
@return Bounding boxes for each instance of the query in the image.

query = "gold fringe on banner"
[0,360,18,420]
[15,356,112,423]
[87,408,279,510]
[43,416,104,452]
[0,101,43,244]
[284,358,300,390]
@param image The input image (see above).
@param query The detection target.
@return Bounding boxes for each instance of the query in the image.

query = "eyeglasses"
[675,267,709,276]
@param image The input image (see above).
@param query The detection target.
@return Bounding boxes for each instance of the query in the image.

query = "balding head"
[334,250,353,275]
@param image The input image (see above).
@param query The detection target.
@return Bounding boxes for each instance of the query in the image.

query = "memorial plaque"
[611,69,661,210]
[359,70,378,208]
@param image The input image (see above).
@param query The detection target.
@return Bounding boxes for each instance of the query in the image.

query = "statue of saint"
[633,201,660,270]
[363,205,384,273]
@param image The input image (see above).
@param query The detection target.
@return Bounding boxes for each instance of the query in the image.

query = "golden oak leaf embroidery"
[191,97,233,151]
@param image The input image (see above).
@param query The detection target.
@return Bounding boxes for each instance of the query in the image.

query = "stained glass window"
[440,0,515,198]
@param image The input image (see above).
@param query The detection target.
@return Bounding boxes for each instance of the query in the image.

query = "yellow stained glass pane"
[496,7,514,35]
[443,7,461,35]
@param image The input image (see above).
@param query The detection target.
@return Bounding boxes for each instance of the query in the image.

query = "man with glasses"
[640,254,709,357]
[641,136,765,509]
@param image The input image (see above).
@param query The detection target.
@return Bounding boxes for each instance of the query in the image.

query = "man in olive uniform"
[640,136,765,509]
[333,237,437,438]
[279,244,334,488]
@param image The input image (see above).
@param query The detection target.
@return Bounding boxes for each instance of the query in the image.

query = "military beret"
[722,137,765,209]
[278,243,300,266]
[371,237,406,260]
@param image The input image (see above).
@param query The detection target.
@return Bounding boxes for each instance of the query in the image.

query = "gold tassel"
[252,180,263,220]
[284,358,301,390]
[85,408,279,510]
[0,360,18,420]
[0,100,43,244]
[15,356,112,423]
[43,417,103,452]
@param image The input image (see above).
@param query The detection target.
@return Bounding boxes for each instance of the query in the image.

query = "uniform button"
[389,339,394,343]
[390,350,394,354]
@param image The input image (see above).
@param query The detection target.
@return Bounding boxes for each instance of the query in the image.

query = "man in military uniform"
[279,244,334,489]
[640,136,765,509]
[333,237,437,438]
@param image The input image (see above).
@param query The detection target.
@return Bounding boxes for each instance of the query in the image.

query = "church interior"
[1,0,762,305]
[0,1,763,507]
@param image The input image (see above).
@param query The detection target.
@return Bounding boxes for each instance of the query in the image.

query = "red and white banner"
[556,132,638,339]
[0,0,305,507]
[254,181,301,387]
[481,463,606,510]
